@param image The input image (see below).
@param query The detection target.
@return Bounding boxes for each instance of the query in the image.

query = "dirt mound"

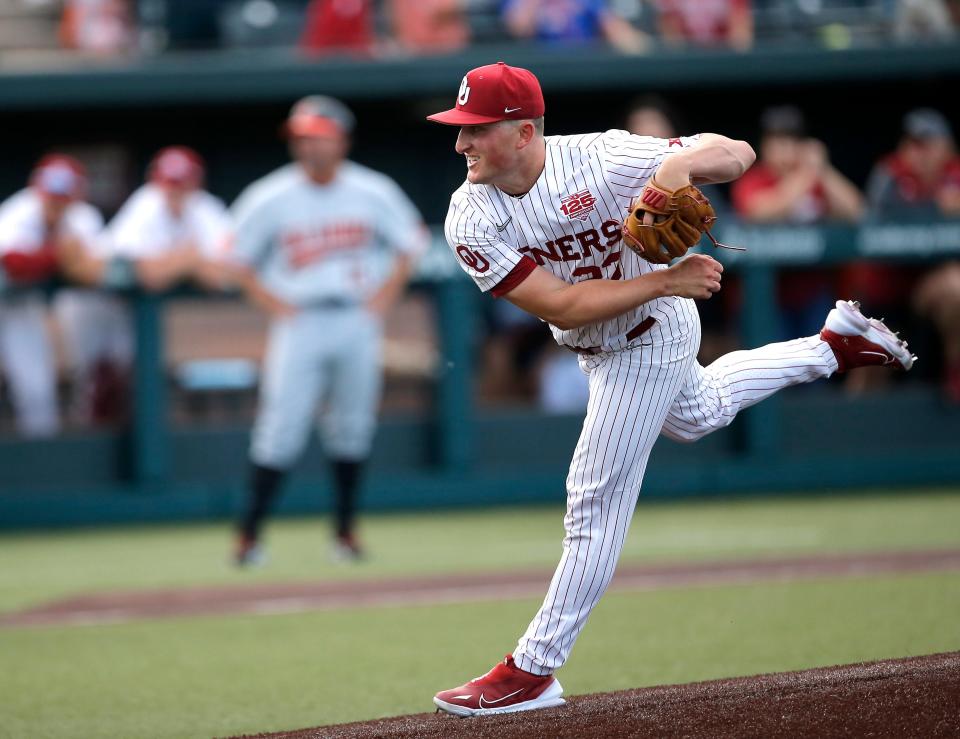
[233,651,960,739]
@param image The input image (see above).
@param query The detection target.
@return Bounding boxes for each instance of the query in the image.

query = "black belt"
[566,316,656,355]
[304,297,360,310]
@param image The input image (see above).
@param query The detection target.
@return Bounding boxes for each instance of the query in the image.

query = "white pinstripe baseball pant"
[513,318,839,674]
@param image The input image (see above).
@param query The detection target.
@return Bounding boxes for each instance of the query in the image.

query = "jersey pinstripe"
[444,129,700,351]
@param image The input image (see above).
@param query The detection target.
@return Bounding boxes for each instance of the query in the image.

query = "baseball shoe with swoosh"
[820,300,916,372]
[433,655,565,717]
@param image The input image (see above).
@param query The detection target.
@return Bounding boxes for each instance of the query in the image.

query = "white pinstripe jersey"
[444,129,701,350]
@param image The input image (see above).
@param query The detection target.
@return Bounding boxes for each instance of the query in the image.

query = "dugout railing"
[130,221,960,484]
[1,222,959,528]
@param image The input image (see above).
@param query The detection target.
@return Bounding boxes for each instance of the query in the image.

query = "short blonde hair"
[503,117,545,136]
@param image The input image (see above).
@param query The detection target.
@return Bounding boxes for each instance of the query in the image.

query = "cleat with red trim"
[820,300,916,373]
[433,655,565,717]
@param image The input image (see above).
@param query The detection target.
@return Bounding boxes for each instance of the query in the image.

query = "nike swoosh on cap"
[504,107,522,113]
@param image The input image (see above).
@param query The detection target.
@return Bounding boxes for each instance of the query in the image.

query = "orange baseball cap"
[286,95,355,138]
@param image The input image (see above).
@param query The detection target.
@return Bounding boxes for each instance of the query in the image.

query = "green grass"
[1,488,959,614]
[2,572,958,739]
[1,488,959,738]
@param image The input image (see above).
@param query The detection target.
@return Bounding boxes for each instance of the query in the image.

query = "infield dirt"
[5,548,959,627]
[233,651,960,739]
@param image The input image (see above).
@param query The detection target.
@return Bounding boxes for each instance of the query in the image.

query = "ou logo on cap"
[457,76,470,106]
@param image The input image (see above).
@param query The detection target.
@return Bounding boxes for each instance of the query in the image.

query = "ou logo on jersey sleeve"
[456,244,489,273]
[457,77,471,106]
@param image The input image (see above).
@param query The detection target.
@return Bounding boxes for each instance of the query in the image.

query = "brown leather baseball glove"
[622,178,719,265]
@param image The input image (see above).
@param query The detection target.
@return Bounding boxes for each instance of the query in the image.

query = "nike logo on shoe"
[504,107,522,114]
[859,350,895,364]
[478,688,524,708]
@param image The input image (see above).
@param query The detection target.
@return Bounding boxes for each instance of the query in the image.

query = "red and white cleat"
[433,655,565,717]
[820,300,916,373]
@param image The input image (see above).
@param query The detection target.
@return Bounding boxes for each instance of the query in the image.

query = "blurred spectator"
[653,0,753,51]
[0,155,102,437]
[300,0,375,57]
[56,146,232,425]
[625,95,738,362]
[218,0,310,50]
[110,146,232,292]
[478,297,552,404]
[502,0,652,54]
[893,0,956,42]
[865,108,960,221]
[914,260,960,401]
[733,105,864,225]
[389,0,470,54]
[859,108,960,400]
[60,0,138,55]
[625,94,679,139]
[536,343,589,414]
[733,105,864,338]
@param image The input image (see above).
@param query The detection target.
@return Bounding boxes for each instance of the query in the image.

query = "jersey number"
[571,250,622,282]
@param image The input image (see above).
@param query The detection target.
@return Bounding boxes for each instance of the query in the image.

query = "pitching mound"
[234,651,960,738]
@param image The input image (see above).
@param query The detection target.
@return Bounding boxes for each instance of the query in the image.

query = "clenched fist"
[662,253,723,300]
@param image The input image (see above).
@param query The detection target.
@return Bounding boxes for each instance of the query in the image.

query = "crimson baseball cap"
[286,95,355,138]
[150,146,205,186]
[32,154,86,199]
[427,62,545,126]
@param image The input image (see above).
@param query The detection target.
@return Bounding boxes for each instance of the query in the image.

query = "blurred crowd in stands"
[1,0,960,434]
[0,0,958,61]
[2,102,960,436]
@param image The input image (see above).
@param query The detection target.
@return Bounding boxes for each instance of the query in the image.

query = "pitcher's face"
[455,121,523,186]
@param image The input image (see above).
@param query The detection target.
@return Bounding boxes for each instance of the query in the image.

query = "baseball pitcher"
[427,62,915,716]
